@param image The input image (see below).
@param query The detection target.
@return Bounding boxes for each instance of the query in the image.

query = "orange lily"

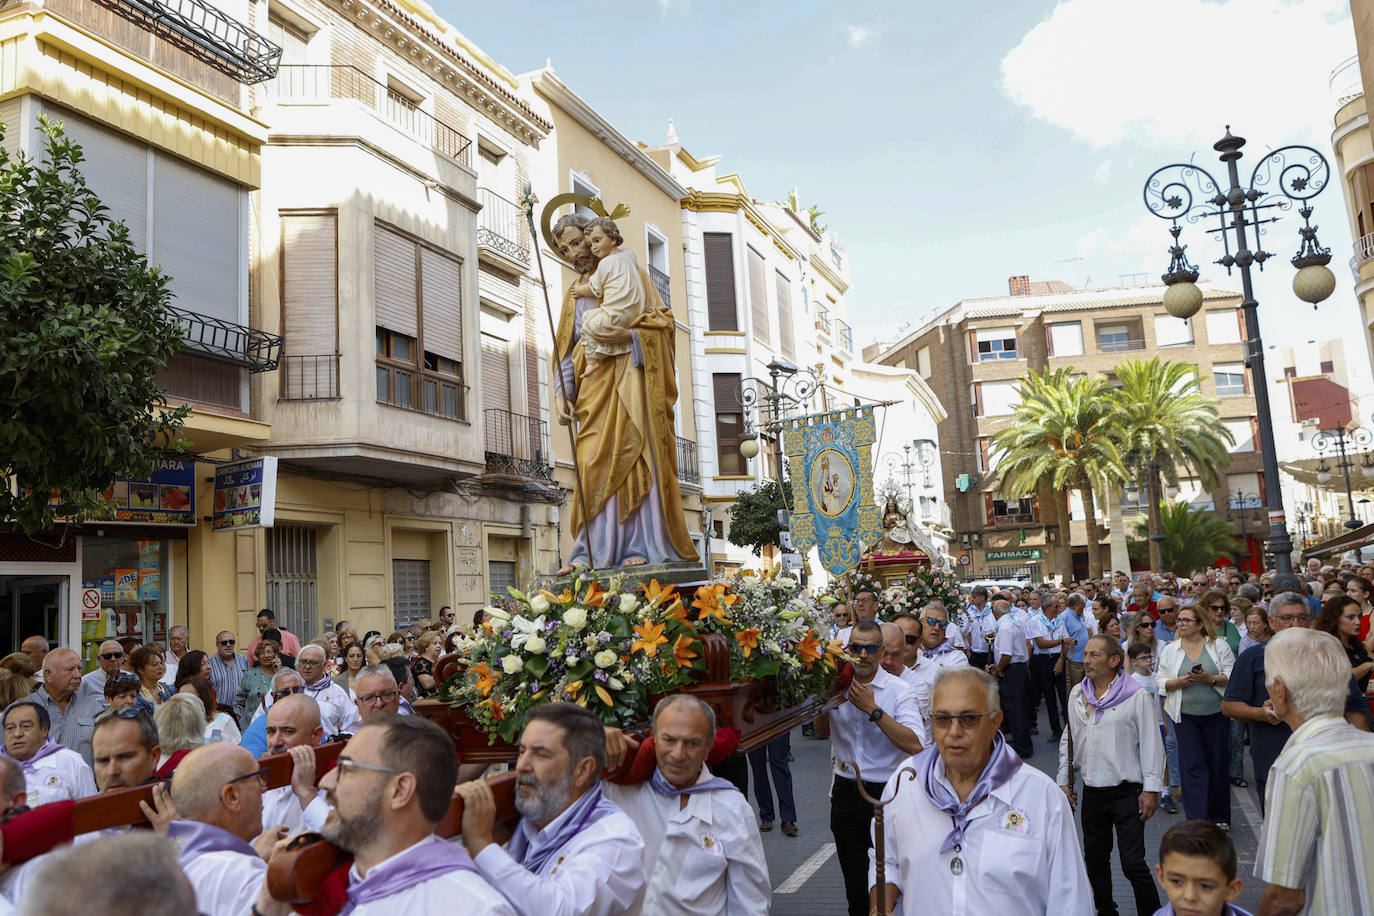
[539,587,575,605]
[735,628,761,657]
[582,580,607,607]
[692,583,731,620]
[632,620,668,657]
[643,578,679,607]
[664,597,688,620]
[796,632,823,669]
[472,662,497,697]
[672,634,698,669]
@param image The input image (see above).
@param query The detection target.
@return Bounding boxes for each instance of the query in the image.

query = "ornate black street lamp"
[1313,425,1373,530]
[1143,127,1336,576]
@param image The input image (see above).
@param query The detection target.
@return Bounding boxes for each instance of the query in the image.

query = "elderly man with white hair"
[1254,628,1374,916]
[27,649,103,767]
[77,641,127,703]
[868,666,1092,916]
[294,644,360,737]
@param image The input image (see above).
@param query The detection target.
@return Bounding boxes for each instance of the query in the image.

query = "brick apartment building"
[871,277,1265,581]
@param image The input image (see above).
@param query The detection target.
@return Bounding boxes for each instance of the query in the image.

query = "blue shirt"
[239,714,268,758]
[1155,619,1176,644]
[1061,610,1089,663]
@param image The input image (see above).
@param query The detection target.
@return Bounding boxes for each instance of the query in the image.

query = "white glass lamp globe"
[1163,281,1203,319]
[1293,264,1336,305]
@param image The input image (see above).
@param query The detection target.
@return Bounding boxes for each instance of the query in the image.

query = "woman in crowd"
[332,642,367,700]
[130,646,173,706]
[235,639,282,730]
[153,693,205,777]
[1127,614,1159,668]
[0,671,33,707]
[1315,593,1374,694]
[336,629,359,667]
[411,631,442,698]
[1157,603,1235,828]
[0,653,38,691]
[1238,602,1270,655]
[172,650,212,692]
[179,675,240,744]
[1091,593,1118,632]
[1346,575,1374,647]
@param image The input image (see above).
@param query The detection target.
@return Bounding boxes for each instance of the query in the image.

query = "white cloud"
[845,25,875,49]
[1001,0,1355,150]
[657,0,689,17]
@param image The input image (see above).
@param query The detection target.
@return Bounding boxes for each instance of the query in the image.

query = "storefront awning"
[1301,522,1374,561]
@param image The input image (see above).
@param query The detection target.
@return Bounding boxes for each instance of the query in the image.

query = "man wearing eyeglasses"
[292,645,360,739]
[76,641,127,704]
[208,630,249,717]
[882,621,934,749]
[165,743,277,916]
[241,670,307,758]
[869,666,1092,915]
[812,619,924,916]
[918,604,970,669]
[1221,590,1371,814]
[1,700,97,807]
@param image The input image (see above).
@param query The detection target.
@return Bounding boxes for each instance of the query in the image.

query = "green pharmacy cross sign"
[985,548,1042,562]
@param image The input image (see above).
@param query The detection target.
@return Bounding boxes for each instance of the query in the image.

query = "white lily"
[509,614,547,651]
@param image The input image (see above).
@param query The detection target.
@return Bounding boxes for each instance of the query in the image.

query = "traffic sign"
[958,554,971,566]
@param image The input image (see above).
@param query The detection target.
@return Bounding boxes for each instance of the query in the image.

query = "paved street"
[755,704,1268,915]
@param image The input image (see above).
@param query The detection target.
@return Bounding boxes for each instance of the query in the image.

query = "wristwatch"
[869,707,885,723]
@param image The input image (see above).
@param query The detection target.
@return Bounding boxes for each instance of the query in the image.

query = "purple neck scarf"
[915,732,1022,853]
[167,819,258,861]
[649,768,736,798]
[507,783,620,875]
[1,739,64,774]
[343,836,477,912]
[1082,672,1143,723]
[924,641,962,660]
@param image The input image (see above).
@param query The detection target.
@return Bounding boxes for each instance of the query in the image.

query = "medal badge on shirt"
[700,832,722,855]
[1000,808,1031,834]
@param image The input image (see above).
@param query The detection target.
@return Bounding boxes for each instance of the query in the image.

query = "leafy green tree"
[991,368,1126,580]
[1129,502,1241,576]
[0,116,187,534]
[1112,358,1233,570]
[726,480,787,556]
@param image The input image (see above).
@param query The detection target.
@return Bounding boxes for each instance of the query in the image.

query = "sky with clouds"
[438,0,1366,390]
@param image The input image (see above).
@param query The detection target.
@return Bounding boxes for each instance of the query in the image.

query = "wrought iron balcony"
[166,305,281,372]
[816,305,831,335]
[113,0,281,83]
[835,319,853,353]
[484,408,552,481]
[265,64,472,165]
[648,265,670,308]
[676,436,699,485]
[476,188,530,265]
[1332,55,1364,107]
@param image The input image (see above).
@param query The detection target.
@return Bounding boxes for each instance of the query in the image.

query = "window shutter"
[481,336,511,413]
[703,233,738,332]
[420,247,462,362]
[967,329,978,362]
[281,213,337,358]
[375,226,418,337]
[55,108,148,249]
[152,152,240,322]
[984,492,995,526]
[775,271,794,361]
[747,247,768,346]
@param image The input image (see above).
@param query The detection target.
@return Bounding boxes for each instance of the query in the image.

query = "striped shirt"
[207,652,250,712]
[1255,715,1374,913]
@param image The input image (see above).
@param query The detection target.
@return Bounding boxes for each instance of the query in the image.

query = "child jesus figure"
[572,216,644,376]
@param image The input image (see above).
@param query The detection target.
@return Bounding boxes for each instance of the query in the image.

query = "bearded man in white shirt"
[813,619,925,916]
[869,666,1092,916]
[1057,635,1163,916]
[458,701,647,916]
[252,714,514,916]
[602,695,770,914]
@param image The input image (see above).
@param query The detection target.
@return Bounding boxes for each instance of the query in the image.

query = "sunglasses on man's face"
[219,639,235,646]
[271,685,307,701]
[924,617,950,629]
[99,652,124,660]
[847,643,882,656]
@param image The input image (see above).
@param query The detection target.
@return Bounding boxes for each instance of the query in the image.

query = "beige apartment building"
[874,278,1264,581]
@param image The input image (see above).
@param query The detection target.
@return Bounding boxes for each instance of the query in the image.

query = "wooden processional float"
[0,634,852,913]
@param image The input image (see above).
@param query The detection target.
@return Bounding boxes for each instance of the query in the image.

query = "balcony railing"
[265,64,471,165]
[476,187,529,265]
[281,354,339,400]
[830,244,843,271]
[1098,337,1147,353]
[676,436,699,485]
[484,408,552,481]
[1355,232,1374,269]
[648,264,670,308]
[113,0,281,83]
[835,319,852,353]
[816,305,831,335]
[166,305,282,372]
[1332,55,1364,107]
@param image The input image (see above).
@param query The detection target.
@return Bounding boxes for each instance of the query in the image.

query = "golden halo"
[540,193,631,269]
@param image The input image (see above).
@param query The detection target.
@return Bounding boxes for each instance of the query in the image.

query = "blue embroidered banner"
[781,407,882,576]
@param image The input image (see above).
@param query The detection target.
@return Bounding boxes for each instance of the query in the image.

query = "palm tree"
[991,368,1127,580]
[1129,502,1242,576]
[1112,358,1234,570]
